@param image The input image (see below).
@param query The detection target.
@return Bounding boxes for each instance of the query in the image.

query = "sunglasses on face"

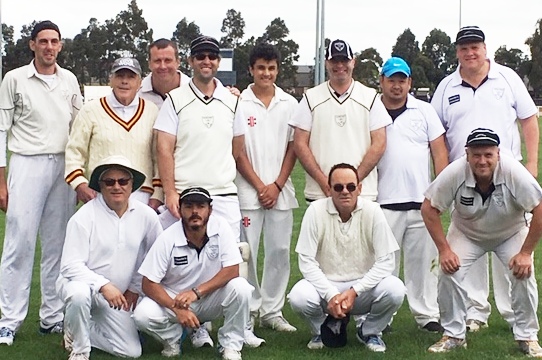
[194,53,219,61]
[332,182,357,193]
[99,178,131,187]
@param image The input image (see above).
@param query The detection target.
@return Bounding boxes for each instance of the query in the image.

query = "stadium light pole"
[319,0,325,85]
[459,0,462,29]
[0,0,3,82]
[314,0,320,85]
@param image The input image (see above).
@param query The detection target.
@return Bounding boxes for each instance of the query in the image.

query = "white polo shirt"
[289,80,391,200]
[424,153,542,242]
[59,194,163,294]
[431,59,538,162]
[138,214,242,296]
[234,84,298,210]
[377,94,445,205]
[138,71,191,108]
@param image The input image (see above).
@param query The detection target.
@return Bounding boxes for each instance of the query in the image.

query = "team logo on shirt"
[410,118,422,131]
[493,88,504,100]
[493,192,504,207]
[247,116,257,127]
[174,256,188,266]
[335,114,346,127]
[448,94,460,105]
[460,196,474,206]
[206,244,219,260]
[202,116,214,128]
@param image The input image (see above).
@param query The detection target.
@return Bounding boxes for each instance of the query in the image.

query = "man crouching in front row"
[133,187,253,360]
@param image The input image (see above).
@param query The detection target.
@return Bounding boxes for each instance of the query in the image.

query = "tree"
[526,18,542,97]
[2,23,16,76]
[2,22,36,74]
[353,47,382,89]
[421,29,456,89]
[494,45,529,79]
[233,36,256,90]
[392,29,420,67]
[171,18,201,74]
[220,9,245,48]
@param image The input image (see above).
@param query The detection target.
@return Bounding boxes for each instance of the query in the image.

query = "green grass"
[1,120,542,359]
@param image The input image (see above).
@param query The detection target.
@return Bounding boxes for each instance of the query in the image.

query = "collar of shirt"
[463,156,505,189]
[328,79,355,100]
[96,193,136,217]
[451,58,497,87]
[325,196,365,218]
[140,70,189,94]
[189,78,230,102]
[26,59,63,80]
[173,214,221,247]
[106,92,140,121]
[241,83,289,106]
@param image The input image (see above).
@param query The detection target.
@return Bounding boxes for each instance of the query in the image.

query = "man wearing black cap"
[134,187,253,360]
[431,25,539,334]
[57,155,162,360]
[290,39,391,202]
[0,20,83,345]
[421,128,542,356]
[65,57,162,209]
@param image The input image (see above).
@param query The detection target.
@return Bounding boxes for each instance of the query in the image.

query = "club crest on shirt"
[335,114,347,127]
[206,244,219,260]
[493,88,505,100]
[202,116,214,128]
[493,193,504,207]
[448,94,460,105]
[460,196,474,206]
[410,118,423,131]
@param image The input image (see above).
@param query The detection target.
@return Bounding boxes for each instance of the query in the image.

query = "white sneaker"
[68,353,90,360]
[219,347,242,360]
[307,335,324,350]
[518,340,542,357]
[0,327,14,346]
[261,316,297,332]
[161,339,180,357]
[191,325,214,348]
[466,319,488,332]
[243,329,265,348]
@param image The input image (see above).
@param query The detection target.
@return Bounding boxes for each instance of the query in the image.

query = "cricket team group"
[0,19,540,359]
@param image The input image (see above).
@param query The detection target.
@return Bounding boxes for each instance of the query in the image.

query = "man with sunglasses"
[57,155,162,360]
[376,57,448,333]
[289,163,404,352]
[290,39,391,202]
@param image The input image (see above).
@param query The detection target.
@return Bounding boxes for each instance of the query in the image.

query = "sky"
[2,0,542,65]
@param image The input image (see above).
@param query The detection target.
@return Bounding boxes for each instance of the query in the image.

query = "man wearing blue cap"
[431,25,539,334]
[422,128,542,357]
[376,57,448,333]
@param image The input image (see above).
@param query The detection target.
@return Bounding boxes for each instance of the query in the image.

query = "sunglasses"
[99,178,131,187]
[332,183,357,193]
[194,53,219,61]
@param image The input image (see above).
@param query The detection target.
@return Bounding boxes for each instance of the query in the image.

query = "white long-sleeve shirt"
[59,194,162,294]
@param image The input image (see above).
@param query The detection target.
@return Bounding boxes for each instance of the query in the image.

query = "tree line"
[2,0,542,96]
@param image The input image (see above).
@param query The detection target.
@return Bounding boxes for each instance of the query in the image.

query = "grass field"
[1,121,542,359]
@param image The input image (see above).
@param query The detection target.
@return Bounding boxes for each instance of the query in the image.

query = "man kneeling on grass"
[288,163,405,352]
[421,128,542,357]
[133,187,253,360]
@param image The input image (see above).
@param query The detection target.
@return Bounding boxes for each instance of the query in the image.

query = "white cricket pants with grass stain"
[57,278,141,357]
[240,208,293,321]
[439,224,538,340]
[0,153,75,331]
[133,277,252,352]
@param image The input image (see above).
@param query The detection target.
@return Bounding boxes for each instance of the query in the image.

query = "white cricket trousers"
[382,209,439,327]
[57,278,141,357]
[240,208,293,320]
[439,224,538,340]
[0,153,75,331]
[133,277,253,351]
[288,276,405,336]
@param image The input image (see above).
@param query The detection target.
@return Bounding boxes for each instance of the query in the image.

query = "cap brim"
[89,164,145,193]
[112,66,140,75]
[180,194,213,204]
[383,69,410,77]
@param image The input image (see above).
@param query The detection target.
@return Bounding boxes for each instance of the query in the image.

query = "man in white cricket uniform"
[288,163,405,352]
[0,21,82,345]
[138,38,191,109]
[65,57,162,209]
[290,39,391,202]
[154,35,244,239]
[376,57,448,332]
[431,26,539,331]
[133,187,253,360]
[57,156,162,360]
[235,43,299,335]
[422,128,542,357]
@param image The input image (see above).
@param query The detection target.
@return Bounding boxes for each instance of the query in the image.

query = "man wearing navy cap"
[431,25,539,334]
[0,20,82,344]
[376,56,448,333]
[134,186,253,360]
[422,128,542,356]
[290,39,391,202]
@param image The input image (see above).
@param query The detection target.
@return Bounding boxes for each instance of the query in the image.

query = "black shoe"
[383,325,392,334]
[421,321,444,333]
[39,321,63,335]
